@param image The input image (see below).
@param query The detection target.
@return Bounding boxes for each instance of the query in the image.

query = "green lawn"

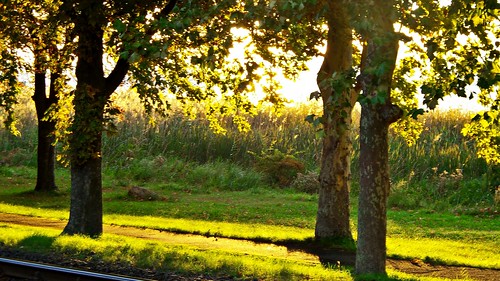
[0,166,499,280]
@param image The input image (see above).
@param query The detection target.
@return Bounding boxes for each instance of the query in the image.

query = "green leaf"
[409,108,425,119]
[113,19,126,33]
[426,40,438,61]
[305,114,316,124]
[128,52,140,63]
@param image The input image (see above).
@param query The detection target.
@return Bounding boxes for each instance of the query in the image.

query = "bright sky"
[276,60,487,112]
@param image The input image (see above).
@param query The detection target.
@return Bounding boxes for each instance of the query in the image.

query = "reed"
[0,90,497,211]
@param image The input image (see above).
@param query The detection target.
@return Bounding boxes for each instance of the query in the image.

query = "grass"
[0,202,497,280]
[1,91,499,279]
[2,92,498,213]
[0,223,350,280]
[388,237,499,269]
[0,167,498,272]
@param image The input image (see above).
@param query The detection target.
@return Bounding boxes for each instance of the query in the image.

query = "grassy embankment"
[0,91,498,280]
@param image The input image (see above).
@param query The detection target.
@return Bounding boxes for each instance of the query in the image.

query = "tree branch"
[104,58,129,96]
[159,0,178,17]
[104,0,177,96]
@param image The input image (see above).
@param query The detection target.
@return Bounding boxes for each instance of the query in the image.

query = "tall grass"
[389,110,489,181]
[1,90,497,211]
[103,100,322,169]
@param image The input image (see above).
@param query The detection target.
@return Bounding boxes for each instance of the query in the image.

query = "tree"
[60,0,176,237]
[354,0,402,275]
[60,0,313,237]
[239,0,358,241]
[30,2,74,192]
[354,0,500,275]
[32,52,60,192]
[313,0,356,240]
[0,0,74,192]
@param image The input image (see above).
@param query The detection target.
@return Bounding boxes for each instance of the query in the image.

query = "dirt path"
[0,213,498,281]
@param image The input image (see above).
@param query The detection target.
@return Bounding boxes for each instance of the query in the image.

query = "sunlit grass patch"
[387,210,500,243]
[0,223,351,280]
[0,203,68,220]
[104,214,314,243]
[386,269,476,281]
[388,237,500,269]
[0,202,314,243]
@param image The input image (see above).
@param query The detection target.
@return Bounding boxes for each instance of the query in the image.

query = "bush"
[254,149,305,187]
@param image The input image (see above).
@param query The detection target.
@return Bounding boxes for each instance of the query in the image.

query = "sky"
[275,56,487,112]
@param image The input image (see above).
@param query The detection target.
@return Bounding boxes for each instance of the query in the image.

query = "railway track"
[0,257,147,281]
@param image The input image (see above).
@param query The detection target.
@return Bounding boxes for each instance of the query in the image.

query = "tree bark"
[356,102,401,274]
[63,0,130,237]
[32,61,58,192]
[315,0,356,241]
[65,152,104,237]
[63,0,107,237]
[355,0,402,275]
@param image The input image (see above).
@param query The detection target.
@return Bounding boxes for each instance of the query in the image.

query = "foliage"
[0,0,75,127]
[403,0,500,163]
[253,148,306,187]
[390,56,426,146]
[105,0,327,134]
[462,107,500,165]
[0,47,21,136]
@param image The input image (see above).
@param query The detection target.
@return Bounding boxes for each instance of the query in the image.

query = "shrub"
[254,149,305,187]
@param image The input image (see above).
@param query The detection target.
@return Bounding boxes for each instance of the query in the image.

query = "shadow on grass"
[18,234,57,252]
[354,273,418,281]
[278,237,357,267]
[0,190,70,209]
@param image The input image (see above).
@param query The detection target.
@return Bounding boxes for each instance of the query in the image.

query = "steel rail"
[0,257,148,281]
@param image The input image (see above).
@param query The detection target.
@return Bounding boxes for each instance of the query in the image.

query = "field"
[0,92,499,280]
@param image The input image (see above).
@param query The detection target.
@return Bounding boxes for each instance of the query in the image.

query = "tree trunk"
[355,0,402,275]
[315,0,356,241]
[356,102,400,274]
[35,117,57,192]
[63,86,106,238]
[32,65,58,192]
[63,0,129,237]
[63,0,107,237]
[64,151,103,237]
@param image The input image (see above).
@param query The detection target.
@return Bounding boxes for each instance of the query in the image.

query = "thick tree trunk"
[315,0,356,240]
[33,68,58,192]
[63,89,106,238]
[316,122,353,239]
[355,0,402,275]
[63,0,129,237]
[63,90,106,237]
[63,0,107,238]
[356,103,398,274]
[64,150,103,237]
